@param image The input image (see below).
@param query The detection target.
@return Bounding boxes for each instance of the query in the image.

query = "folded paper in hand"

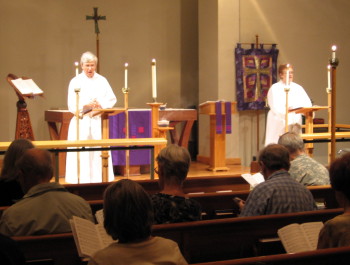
[241,172,265,188]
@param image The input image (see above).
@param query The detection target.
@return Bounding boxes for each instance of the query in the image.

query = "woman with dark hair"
[88,179,188,265]
[0,138,34,206]
[317,153,350,248]
[151,144,202,224]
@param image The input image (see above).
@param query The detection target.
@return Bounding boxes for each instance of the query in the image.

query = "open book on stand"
[70,215,114,258]
[11,78,44,96]
[277,221,324,253]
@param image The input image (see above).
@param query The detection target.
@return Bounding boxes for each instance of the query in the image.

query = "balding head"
[16,148,53,193]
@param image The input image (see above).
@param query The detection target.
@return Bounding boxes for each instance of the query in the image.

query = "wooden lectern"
[7,74,43,140]
[90,108,125,182]
[290,106,328,156]
[199,101,236,171]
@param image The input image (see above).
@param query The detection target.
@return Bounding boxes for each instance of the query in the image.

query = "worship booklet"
[11,78,43,96]
[241,172,265,188]
[70,216,114,258]
[277,221,324,253]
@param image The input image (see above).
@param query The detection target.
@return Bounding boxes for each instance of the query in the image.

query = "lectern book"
[11,78,43,96]
[70,216,114,258]
[277,221,323,253]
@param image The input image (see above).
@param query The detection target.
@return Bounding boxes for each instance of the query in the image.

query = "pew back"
[192,245,350,265]
[13,208,343,265]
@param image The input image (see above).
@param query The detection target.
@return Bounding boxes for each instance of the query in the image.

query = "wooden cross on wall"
[86,7,106,73]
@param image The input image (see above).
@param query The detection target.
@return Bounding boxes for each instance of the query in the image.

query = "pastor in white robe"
[265,81,312,146]
[65,72,117,183]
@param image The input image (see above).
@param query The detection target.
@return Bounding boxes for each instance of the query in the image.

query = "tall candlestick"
[75,62,79,77]
[332,45,337,60]
[327,64,331,90]
[124,63,128,88]
[286,63,290,87]
[151,59,157,99]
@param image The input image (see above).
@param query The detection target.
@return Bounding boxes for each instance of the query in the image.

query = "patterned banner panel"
[235,44,278,111]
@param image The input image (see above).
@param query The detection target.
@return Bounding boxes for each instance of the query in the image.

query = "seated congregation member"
[88,179,188,265]
[278,132,329,186]
[317,153,350,249]
[151,144,202,224]
[0,148,94,236]
[239,144,317,217]
[0,138,34,206]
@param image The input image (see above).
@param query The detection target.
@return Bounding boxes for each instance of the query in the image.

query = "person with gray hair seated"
[151,144,202,224]
[278,132,329,186]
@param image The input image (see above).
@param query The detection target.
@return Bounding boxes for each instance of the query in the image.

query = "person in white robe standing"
[265,64,312,146]
[65,51,117,183]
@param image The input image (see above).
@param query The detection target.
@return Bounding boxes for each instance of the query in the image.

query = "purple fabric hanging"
[225,102,232,134]
[216,101,222,134]
[109,110,151,165]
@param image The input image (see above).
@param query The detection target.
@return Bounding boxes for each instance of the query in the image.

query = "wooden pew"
[152,208,343,263]
[65,178,336,209]
[88,186,337,220]
[13,233,83,265]
[0,186,337,221]
[192,245,350,265]
[64,175,250,200]
[13,208,343,265]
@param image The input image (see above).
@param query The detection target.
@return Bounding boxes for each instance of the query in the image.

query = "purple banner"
[215,101,222,134]
[225,101,232,134]
[235,44,278,111]
[109,110,151,165]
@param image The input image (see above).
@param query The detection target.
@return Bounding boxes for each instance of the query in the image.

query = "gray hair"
[80,51,98,65]
[278,132,304,154]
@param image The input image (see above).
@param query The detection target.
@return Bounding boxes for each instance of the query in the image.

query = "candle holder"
[329,57,339,68]
[152,97,157,103]
[122,87,130,94]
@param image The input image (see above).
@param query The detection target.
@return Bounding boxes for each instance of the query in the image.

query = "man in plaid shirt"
[238,144,317,217]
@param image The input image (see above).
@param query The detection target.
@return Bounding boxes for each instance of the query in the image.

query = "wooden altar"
[45,108,197,176]
[199,101,236,171]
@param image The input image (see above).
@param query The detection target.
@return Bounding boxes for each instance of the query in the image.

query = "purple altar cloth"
[109,110,151,165]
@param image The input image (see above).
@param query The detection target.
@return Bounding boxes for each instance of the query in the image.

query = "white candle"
[286,64,290,86]
[124,63,128,88]
[75,62,79,77]
[327,64,331,89]
[332,45,337,60]
[151,59,157,99]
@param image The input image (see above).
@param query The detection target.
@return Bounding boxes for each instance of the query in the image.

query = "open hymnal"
[70,216,115,258]
[11,78,44,96]
[277,221,324,253]
[241,172,265,188]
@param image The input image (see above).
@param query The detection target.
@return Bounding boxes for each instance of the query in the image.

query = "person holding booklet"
[317,153,350,249]
[265,64,312,146]
[87,179,188,265]
[238,144,317,217]
[65,51,117,184]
